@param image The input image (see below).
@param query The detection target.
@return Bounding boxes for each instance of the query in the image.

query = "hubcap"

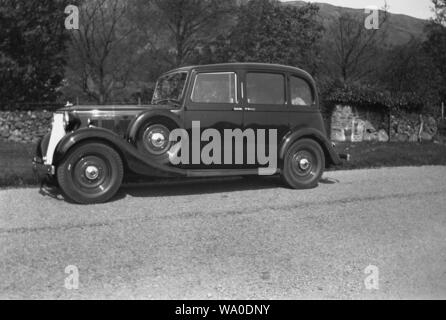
[85,165,99,180]
[291,150,315,178]
[150,132,166,148]
[73,155,109,190]
[298,158,310,171]
[143,124,171,155]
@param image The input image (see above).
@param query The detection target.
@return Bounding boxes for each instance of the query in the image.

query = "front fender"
[127,110,182,143]
[55,127,126,157]
[54,127,186,177]
[279,127,341,166]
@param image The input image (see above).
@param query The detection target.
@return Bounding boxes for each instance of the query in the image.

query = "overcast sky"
[281,0,434,20]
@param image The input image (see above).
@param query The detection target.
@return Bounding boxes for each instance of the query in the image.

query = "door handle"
[244,107,256,111]
[233,107,243,111]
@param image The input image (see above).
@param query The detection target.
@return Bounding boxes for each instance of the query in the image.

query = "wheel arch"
[53,128,129,169]
[127,110,182,144]
[279,127,341,167]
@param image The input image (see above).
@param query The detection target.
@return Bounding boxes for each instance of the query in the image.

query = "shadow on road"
[319,177,340,184]
[120,176,284,198]
[37,175,340,203]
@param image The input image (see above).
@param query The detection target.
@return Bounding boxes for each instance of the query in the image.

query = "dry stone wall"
[330,104,441,143]
[0,110,52,143]
[0,107,443,144]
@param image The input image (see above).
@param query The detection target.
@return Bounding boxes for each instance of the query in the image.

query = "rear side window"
[191,72,237,103]
[290,76,314,106]
[246,73,285,105]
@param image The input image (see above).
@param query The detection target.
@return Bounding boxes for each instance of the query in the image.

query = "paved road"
[1,166,446,299]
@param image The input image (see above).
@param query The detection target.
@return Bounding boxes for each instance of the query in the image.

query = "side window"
[191,72,237,103]
[290,76,314,106]
[246,73,285,105]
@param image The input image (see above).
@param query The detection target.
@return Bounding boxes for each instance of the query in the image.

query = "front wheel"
[281,138,325,189]
[57,142,124,204]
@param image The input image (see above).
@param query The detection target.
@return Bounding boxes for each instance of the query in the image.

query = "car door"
[241,70,291,169]
[182,69,243,168]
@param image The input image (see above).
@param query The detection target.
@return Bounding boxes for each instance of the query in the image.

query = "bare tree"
[323,7,388,84]
[66,0,143,104]
[423,0,446,102]
[139,0,237,66]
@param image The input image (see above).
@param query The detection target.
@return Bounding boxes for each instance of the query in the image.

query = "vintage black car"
[33,63,347,204]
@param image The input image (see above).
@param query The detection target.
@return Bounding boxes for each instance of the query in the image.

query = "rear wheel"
[281,138,325,189]
[57,142,123,204]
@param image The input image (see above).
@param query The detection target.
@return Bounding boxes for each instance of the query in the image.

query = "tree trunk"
[99,67,106,105]
[176,32,185,66]
[418,114,424,142]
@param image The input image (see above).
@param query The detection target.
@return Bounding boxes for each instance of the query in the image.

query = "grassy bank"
[0,142,38,187]
[1,141,446,187]
[332,141,446,170]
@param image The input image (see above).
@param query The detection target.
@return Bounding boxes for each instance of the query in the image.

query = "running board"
[185,169,278,177]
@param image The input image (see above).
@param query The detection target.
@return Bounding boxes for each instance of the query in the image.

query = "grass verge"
[332,141,446,170]
[0,140,445,187]
[0,142,38,187]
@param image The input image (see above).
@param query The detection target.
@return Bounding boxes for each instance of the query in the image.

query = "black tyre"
[281,138,325,189]
[136,123,173,164]
[57,142,123,204]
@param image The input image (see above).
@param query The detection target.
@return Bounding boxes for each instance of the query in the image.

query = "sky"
[281,0,435,20]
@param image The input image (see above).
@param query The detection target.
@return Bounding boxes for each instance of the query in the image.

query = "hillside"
[283,1,428,46]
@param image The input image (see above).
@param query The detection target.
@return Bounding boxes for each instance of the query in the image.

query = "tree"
[137,0,237,67]
[378,40,443,112]
[203,0,323,74]
[432,0,446,25]
[423,0,446,102]
[0,0,69,103]
[65,0,146,104]
[322,8,388,85]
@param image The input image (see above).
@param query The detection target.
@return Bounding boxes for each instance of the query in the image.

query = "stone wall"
[0,110,52,143]
[330,104,441,143]
[0,107,443,144]
[330,105,389,142]
[389,113,437,142]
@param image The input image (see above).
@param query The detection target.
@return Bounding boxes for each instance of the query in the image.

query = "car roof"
[162,63,314,80]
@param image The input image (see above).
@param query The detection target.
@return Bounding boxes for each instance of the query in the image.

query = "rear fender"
[279,127,341,167]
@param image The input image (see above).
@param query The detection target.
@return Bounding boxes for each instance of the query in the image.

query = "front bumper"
[32,134,55,178]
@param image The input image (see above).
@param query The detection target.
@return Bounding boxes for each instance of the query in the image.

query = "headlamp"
[63,111,70,128]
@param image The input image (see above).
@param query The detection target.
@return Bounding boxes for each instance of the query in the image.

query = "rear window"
[191,72,237,103]
[290,76,314,106]
[246,73,285,105]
